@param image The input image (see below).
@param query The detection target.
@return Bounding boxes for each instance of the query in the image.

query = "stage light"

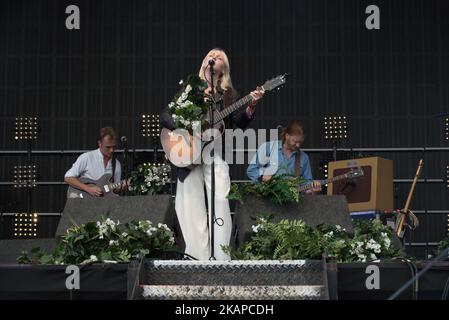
[141,114,160,138]
[13,213,38,238]
[14,117,39,140]
[143,162,171,176]
[13,165,37,188]
[445,117,448,142]
[324,116,348,140]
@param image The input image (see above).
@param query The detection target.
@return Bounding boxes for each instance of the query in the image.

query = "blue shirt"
[247,140,313,182]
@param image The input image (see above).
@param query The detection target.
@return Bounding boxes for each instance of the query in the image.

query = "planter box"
[232,195,352,248]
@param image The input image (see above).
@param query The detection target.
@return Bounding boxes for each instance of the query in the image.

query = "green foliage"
[168,74,210,134]
[437,235,449,257]
[228,175,305,205]
[224,216,405,263]
[17,216,176,265]
[128,163,171,195]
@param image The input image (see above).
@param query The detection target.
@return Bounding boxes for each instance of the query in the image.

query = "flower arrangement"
[228,174,306,205]
[436,236,449,259]
[167,74,210,134]
[17,216,176,265]
[128,163,171,195]
[224,215,404,263]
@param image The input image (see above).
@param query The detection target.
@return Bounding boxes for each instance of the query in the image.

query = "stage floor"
[1,260,448,300]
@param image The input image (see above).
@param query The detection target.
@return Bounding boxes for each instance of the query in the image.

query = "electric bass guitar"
[160,74,287,168]
[298,167,364,193]
[66,173,127,199]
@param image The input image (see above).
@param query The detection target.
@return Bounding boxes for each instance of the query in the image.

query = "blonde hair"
[198,48,234,92]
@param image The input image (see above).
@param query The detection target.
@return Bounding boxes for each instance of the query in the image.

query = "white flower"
[324,231,334,239]
[179,80,183,85]
[121,232,128,238]
[192,121,201,131]
[90,255,98,262]
[185,84,192,93]
[180,118,190,127]
[251,224,261,233]
[158,223,170,231]
[146,229,153,236]
[168,102,175,109]
[169,236,175,244]
[109,240,119,246]
[357,254,367,262]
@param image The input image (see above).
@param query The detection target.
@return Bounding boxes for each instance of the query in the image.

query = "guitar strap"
[294,149,301,177]
[111,154,117,183]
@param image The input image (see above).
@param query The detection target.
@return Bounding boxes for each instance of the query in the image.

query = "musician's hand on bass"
[311,180,322,193]
[85,185,103,197]
[114,179,130,194]
[261,175,272,182]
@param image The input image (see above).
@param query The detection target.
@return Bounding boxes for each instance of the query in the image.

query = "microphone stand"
[121,137,129,196]
[208,59,216,261]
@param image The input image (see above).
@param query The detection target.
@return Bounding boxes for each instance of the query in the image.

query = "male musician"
[247,120,322,193]
[65,127,126,197]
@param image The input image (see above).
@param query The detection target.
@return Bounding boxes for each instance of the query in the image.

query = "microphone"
[121,136,128,153]
[208,58,215,66]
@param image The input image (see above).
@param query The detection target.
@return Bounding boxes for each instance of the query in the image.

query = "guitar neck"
[297,172,354,193]
[214,94,253,124]
[105,180,124,192]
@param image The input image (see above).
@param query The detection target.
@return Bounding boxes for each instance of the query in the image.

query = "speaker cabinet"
[327,157,393,212]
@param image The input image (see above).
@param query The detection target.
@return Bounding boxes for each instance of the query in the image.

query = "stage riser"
[144,267,324,286]
[140,260,329,300]
[0,264,128,300]
[141,285,325,300]
[0,261,448,300]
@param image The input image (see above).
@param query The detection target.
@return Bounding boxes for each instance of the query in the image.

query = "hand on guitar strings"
[311,180,322,193]
[86,185,103,197]
[248,86,265,109]
[261,175,273,182]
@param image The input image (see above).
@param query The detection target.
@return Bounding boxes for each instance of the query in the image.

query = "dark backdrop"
[1,0,448,257]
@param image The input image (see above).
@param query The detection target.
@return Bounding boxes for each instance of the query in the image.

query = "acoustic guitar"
[160,74,287,168]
